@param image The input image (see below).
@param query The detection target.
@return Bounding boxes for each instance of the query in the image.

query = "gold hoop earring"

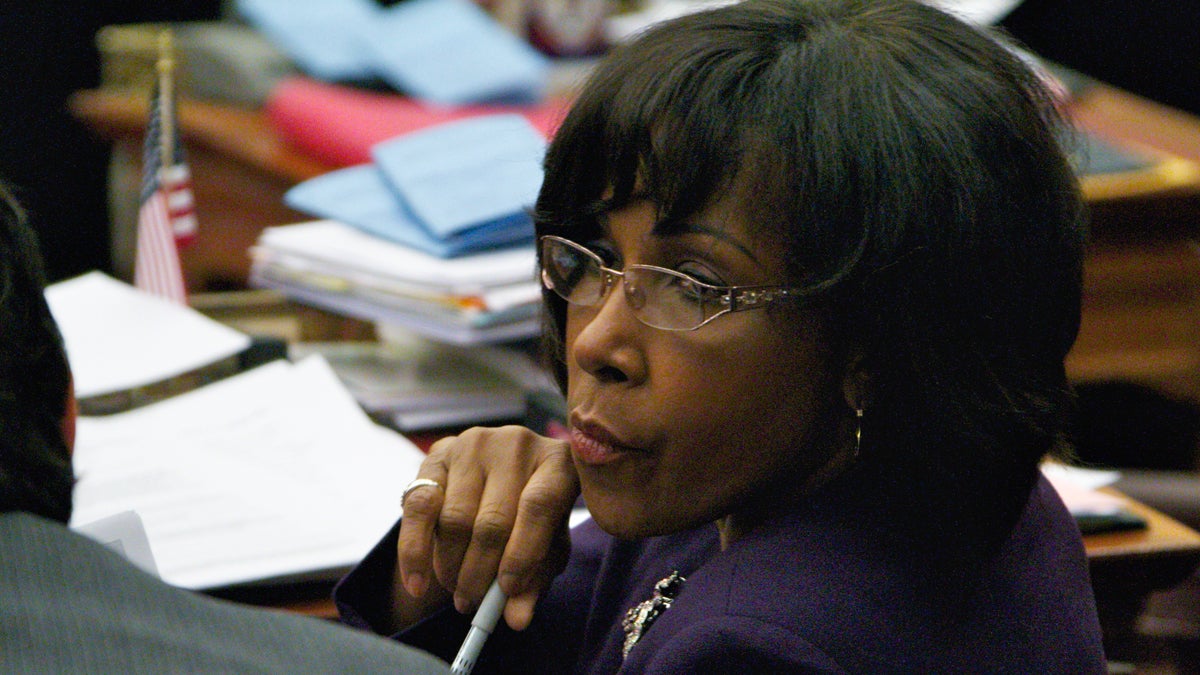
[854,408,863,459]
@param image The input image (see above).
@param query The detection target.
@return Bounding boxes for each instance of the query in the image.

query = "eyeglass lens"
[540,237,716,330]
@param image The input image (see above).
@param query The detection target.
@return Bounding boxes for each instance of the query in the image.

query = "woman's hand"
[393,425,578,632]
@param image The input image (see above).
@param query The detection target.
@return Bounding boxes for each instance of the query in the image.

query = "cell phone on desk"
[1075,509,1148,534]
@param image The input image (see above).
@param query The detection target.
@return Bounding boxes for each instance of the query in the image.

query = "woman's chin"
[584,493,710,541]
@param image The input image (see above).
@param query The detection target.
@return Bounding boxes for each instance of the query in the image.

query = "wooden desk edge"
[1085,489,1200,563]
[68,89,328,183]
[1071,81,1200,167]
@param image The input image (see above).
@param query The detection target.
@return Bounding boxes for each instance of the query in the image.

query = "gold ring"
[401,478,443,507]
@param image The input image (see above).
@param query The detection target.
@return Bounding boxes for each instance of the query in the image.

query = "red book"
[264,76,570,167]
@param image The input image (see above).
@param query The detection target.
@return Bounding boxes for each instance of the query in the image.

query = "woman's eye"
[586,241,620,268]
[675,263,722,287]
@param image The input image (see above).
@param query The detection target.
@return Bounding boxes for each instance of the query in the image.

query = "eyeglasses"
[539,235,804,331]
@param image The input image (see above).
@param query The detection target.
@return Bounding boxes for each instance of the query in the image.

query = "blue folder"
[371,114,546,238]
[235,0,379,82]
[284,165,534,258]
[286,113,544,257]
[360,0,549,104]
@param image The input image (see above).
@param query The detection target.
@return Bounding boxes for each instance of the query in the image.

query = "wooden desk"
[69,78,1200,287]
[1086,492,1200,658]
[69,92,325,294]
[1087,491,1200,586]
[70,81,1200,407]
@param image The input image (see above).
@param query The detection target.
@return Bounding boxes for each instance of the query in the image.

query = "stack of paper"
[256,113,546,344]
[69,357,428,590]
[45,272,253,412]
[251,220,540,344]
[284,113,546,257]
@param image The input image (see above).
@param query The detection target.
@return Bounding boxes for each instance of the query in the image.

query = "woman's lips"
[570,421,637,466]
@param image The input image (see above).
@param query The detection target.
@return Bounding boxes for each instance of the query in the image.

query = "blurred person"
[0,179,449,674]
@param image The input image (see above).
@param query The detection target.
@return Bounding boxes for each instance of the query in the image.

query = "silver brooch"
[622,570,686,658]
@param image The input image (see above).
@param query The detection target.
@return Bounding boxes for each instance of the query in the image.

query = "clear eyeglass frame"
[539,235,805,331]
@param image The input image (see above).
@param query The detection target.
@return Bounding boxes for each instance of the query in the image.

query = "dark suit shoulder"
[0,512,448,674]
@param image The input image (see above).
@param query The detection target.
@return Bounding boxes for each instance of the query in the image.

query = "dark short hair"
[0,181,74,522]
[535,0,1085,529]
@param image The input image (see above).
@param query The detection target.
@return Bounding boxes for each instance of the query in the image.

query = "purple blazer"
[336,475,1106,673]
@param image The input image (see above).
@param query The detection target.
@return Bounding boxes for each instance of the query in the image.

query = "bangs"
[535,9,772,241]
[534,4,874,291]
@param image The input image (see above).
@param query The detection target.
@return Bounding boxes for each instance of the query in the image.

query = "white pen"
[449,580,507,675]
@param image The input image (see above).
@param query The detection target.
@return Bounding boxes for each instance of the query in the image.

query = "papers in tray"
[284,114,546,258]
[292,336,552,432]
[235,0,548,105]
[250,220,541,345]
[69,356,427,590]
[45,272,252,401]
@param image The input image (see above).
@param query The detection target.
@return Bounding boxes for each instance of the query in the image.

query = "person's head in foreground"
[536,0,1084,549]
[0,180,75,523]
[0,183,455,673]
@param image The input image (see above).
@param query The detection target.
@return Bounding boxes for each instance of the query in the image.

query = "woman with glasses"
[334,0,1105,671]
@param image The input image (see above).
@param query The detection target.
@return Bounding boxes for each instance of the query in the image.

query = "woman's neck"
[715,441,859,549]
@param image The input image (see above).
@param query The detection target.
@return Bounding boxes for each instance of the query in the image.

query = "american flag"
[134,39,194,304]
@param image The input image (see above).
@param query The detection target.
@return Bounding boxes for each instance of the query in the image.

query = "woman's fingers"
[450,455,525,612]
[503,517,574,631]
[432,453,487,597]
[498,446,579,597]
[395,426,578,621]
[503,591,540,631]
[396,449,451,599]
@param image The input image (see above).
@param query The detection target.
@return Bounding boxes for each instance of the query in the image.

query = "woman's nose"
[568,277,648,385]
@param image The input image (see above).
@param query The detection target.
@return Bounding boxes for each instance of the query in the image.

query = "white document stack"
[69,357,427,590]
[253,113,549,345]
[250,219,541,345]
[46,273,428,590]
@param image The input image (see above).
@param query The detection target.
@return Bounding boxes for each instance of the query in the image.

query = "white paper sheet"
[1041,463,1126,516]
[255,220,536,290]
[69,356,426,590]
[73,510,161,578]
[45,272,252,399]
[921,0,1023,24]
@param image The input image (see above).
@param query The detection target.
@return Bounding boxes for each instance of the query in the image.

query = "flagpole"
[134,25,189,305]
[156,28,175,174]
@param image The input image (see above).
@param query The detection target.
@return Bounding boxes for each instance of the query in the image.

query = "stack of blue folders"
[235,0,549,105]
[251,114,546,345]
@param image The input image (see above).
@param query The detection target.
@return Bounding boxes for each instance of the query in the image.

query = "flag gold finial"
[156,28,175,75]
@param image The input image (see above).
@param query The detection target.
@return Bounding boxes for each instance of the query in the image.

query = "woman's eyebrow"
[653,220,760,263]
[581,199,610,218]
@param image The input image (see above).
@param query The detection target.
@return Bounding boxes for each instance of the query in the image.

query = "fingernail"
[498,572,520,595]
[404,573,425,598]
[507,592,540,631]
[454,593,471,614]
